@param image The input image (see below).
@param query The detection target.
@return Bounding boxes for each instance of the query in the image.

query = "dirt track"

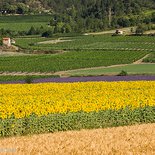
[0,123,154,155]
[38,38,72,44]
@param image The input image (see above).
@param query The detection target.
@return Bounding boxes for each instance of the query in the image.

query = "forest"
[0,0,155,33]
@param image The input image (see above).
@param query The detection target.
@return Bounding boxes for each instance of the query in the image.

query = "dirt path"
[0,51,30,56]
[0,72,55,76]
[0,54,153,76]
[54,64,130,76]
[0,123,154,155]
[133,54,151,64]
[145,30,155,34]
[38,37,72,44]
[55,54,152,76]
[86,27,134,35]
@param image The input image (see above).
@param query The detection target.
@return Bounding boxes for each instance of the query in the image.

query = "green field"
[0,22,49,31]
[0,51,148,72]
[15,35,155,51]
[1,30,155,75]
[143,53,155,63]
[0,15,51,31]
[66,64,155,76]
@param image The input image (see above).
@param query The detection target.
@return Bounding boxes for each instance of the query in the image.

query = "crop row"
[0,51,148,72]
[143,53,155,63]
[15,35,155,51]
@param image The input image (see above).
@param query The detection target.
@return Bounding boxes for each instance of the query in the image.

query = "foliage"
[0,80,154,137]
[0,1,155,33]
[136,24,155,35]
[117,70,128,76]
[0,105,155,137]
[143,53,155,63]
[24,76,33,84]
[42,30,53,37]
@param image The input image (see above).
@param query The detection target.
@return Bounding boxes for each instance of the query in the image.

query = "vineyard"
[143,53,155,63]
[15,35,155,51]
[0,51,148,72]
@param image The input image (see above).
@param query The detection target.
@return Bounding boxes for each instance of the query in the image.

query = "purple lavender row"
[1,76,155,84]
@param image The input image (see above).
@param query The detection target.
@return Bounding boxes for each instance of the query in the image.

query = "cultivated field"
[0,15,51,31]
[0,33,155,154]
[0,123,154,155]
[143,53,155,63]
[65,64,155,76]
[0,81,155,137]
[15,35,155,51]
[0,51,148,72]
[0,10,155,155]
[1,34,155,79]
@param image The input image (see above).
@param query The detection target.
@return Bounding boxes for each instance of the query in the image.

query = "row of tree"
[1,22,155,38]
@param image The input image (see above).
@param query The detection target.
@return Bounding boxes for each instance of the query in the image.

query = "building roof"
[3,38,10,40]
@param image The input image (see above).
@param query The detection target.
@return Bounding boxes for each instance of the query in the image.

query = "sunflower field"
[0,81,155,137]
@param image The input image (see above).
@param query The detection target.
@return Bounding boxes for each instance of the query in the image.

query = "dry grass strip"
[0,123,155,155]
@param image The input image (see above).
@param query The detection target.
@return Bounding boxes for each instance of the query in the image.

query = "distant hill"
[0,0,155,33]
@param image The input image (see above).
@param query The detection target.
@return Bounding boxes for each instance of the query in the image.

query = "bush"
[42,30,53,38]
[25,76,33,84]
[117,70,128,76]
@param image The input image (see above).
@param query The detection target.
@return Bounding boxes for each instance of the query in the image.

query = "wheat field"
[0,123,154,155]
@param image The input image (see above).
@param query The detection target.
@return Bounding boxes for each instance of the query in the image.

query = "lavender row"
[1,76,155,84]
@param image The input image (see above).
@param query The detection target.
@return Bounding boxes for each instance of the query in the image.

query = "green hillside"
[0,0,155,34]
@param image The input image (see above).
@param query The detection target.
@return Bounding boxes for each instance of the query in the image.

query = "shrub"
[117,70,128,76]
[42,30,53,37]
[25,76,33,84]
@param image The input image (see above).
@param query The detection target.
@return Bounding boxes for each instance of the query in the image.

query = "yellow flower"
[0,81,154,119]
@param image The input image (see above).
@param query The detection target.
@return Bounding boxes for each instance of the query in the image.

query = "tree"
[136,24,147,35]
[27,26,36,35]
[42,30,53,37]
[17,3,29,14]
[8,5,17,14]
